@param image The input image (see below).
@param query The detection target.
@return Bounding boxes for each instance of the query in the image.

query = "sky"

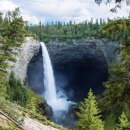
[0,0,129,24]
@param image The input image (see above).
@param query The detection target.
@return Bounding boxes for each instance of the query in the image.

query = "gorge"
[25,38,119,126]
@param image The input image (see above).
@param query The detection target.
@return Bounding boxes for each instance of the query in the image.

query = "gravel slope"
[23,118,60,130]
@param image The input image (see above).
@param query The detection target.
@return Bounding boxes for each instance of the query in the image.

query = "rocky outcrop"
[10,37,40,84]
[65,105,79,128]
[38,101,54,120]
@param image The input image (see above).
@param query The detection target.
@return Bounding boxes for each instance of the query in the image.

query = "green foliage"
[0,126,15,130]
[26,89,43,112]
[0,74,8,98]
[0,97,24,124]
[75,89,104,130]
[116,112,130,130]
[8,8,26,44]
[0,8,27,75]
[7,72,43,113]
[7,72,28,106]
[100,19,130,43]
[104,114,116,130]
[26,19,106,42]
[0,97,67,130]
[100,19,130,116]
[0,8,27,105]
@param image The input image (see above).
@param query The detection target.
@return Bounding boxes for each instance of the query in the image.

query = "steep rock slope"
[47,38,119,65]
[10,37,40,84]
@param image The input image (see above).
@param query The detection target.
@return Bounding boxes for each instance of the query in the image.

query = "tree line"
[26,18,107,42]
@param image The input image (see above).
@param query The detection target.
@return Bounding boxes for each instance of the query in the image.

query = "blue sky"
[0,0,129,24]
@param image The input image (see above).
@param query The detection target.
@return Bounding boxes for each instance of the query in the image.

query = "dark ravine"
[27,38,119,101]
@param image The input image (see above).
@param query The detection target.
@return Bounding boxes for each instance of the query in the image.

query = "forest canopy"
[26,18,107,42]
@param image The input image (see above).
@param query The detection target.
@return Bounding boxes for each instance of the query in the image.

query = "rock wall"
[10,37,40,84]
[11,37,119,85]
[27,38,119,100]
[46,38,119,65]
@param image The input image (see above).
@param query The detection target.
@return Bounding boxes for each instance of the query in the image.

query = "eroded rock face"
[47,38,118,64]
[27,38,119,101]
[65,105,79,128]
[38,101,53,120]
[10,37,40,84]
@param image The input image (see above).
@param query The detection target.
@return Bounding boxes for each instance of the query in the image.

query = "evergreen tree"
[0,75,8,98]
[116,112,130,130]
[7,72,28,106]
[0,8,26,75]
[0,8,27,99]
[8,8,26,44]
[100,19,130,115]
[26,89,43,112]
[75,89,104,130]
[26,18,106,42]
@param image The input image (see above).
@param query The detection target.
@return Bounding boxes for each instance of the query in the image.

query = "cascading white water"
[41,42,57,101]
[41,42,73,114]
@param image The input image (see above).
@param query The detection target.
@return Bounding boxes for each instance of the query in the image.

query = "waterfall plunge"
[41,42,73,114]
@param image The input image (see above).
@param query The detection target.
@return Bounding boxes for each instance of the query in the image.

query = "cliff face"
[11,38,118,85]
[47,38,118,65]
[10,37,40,84]
[27,38,119,101]
[48,39,118,100]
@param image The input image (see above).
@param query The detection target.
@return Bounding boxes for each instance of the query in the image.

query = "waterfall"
[41,42,74,116]
[41,42,57,102]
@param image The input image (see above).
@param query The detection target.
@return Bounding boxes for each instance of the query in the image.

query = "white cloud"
[22,13,40,24]
[0,0,129,24]
[0,0,17,11]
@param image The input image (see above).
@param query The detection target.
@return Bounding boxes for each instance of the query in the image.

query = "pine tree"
[0,75,8,98]
[75,89,104,130]
[8,8,26,44]
[116,112,130,130]
[0,8,26,75]
[7,72,28,106]
[100,19,130,115]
